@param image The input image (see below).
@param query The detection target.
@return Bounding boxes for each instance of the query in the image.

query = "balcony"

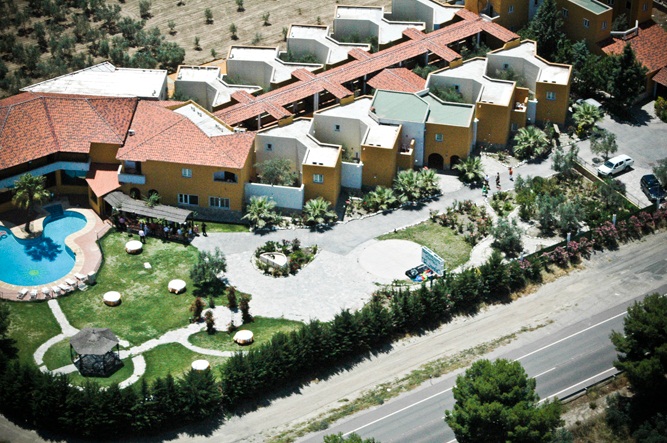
[118,162,146,185]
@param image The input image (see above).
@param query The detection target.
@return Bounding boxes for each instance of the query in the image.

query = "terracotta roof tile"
[0,93,137,169]
[231,90,256,104]
[653,66,667,87]
[368,68,426,93]
[117,101,253,169]
[214,13,518,126]
[85,163,121,196]
[292,69,318,81]
[601,22,667,73]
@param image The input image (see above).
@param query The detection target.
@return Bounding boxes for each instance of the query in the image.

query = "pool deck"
[0,203,111,301]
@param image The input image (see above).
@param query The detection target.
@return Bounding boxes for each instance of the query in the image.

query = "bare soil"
[119,0,392,65]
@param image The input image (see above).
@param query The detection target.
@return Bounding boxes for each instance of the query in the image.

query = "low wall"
[341,161,363,189]
[245,183,304,210]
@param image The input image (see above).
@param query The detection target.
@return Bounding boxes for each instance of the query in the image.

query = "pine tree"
[608,43,648,110]
[521,0,566,61]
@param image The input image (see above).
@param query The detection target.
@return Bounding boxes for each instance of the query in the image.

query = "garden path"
[196,154,558,321]
[36,302,244,387]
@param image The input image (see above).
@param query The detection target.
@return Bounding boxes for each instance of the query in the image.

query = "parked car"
[640,174,666,202]
[597,154,634,177]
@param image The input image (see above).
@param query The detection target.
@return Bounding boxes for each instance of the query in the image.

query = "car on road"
[640,174,666,202]
[597,154,634,177]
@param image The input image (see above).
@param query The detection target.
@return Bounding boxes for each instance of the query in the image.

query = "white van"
[597,154,634,177]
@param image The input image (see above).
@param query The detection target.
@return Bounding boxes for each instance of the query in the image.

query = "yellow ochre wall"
[89,143,121,164]
[120,157,252,212]
[302,151,342,206]
[476,102,512,146]
[424,123,473,167]
[557,0,612,51]
[361,129,401,188]
[535,80,570,124]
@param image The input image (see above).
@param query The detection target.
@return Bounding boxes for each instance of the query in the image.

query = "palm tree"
[453,157,485,184]
[418,168,440,196]
[513,126,550,160]
[242,196,279,230]
[302,197,337,226]
[364,186,397,212]
[572,102,603,136]
[12,173,51,232]
[393,169,422,202]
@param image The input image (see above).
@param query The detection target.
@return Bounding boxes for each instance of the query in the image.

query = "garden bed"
[253,239,317,277]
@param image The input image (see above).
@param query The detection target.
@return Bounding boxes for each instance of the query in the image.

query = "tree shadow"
[24,237,62,262]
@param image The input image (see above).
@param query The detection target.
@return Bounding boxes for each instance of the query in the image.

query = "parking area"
[576,100,667,207]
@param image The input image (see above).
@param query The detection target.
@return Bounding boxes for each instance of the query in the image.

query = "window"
[546,91,556,101]
[583,18,590,28]
[602,20,607,29]
[182,168,192,178]
[265,143,273,151]
[209,196,230,209]
[503,63,509,70]
[562,8,568,17]
[643,2,648,10]
[435,133,443,142]
[313,174,324,184]
[334,124,341,132]
[178,194,199,206]
[608,0,614,5]
[508,4,514,13]
[626,1,631,8]
[213,171,238,183]
[454,84,460,91]
[511,123,518,131]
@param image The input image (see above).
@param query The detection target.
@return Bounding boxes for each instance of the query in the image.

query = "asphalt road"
[302,297,653,443]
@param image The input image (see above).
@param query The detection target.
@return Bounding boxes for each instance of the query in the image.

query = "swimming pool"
[0,211,87,286]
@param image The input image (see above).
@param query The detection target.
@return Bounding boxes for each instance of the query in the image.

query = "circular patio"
[358,239,423,281]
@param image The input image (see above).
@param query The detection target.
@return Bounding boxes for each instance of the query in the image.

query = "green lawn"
[142,343,228,383]
[58,232,199,346]
[42,337,72,371]
[197,221,249,233]
[2,300,61,367]
[378,221,472,270]
[189,316,304,352]
[66,357,135,388]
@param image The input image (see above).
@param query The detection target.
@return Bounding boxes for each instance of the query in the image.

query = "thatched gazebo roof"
[70,328,119,355]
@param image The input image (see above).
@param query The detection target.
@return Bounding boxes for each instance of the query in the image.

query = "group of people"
[115,214,208,244]
[482,167,513,198]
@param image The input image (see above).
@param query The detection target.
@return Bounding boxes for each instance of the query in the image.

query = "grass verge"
[2,300,61,367]
[66,357,135,388]
[198,221,248,233]
[58,231,199,346]
[378,220,472,270]
[42,337,73,371]
[189,316,303,352]
[269,323,550,443]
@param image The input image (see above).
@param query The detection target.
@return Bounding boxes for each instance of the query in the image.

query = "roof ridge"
[41,96,61,152]
[120,108,190,158]
[84,96,132,145]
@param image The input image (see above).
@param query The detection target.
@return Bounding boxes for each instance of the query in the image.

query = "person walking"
[138,229,146,244]
[202,222,207,237]
[482,183,488,199]
[509,166,513,181]
[484,174,490,187]
[495,172,501,189]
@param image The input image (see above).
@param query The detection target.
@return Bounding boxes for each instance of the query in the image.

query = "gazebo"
[70,328,122,377]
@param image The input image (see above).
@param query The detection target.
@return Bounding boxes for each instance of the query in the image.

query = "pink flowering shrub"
[594,221,619,249]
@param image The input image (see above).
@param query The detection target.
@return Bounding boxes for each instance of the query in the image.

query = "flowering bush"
[594,221,619,249]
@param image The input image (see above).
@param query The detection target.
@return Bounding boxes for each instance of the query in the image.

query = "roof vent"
[128,129,135,136]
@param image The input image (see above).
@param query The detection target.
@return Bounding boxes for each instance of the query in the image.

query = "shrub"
[491,217,523,257]
[655,97,667,123]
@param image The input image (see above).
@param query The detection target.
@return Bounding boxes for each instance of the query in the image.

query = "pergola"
[104,191,193,224]
[70,328,122,377]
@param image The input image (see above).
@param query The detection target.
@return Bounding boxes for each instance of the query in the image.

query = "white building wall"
[333,19,379,42]
[341,161,363,188]
[255,134,308,176]
[311,115,365,158]
[245,183,305,210]
[287,39,331,63]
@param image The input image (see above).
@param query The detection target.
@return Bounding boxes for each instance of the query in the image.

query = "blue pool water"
[0,211,87,286]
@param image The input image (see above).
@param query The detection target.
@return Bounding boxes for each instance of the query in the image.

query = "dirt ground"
[120,0,392,66]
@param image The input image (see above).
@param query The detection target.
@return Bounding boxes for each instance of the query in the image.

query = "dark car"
[640,174,666,202]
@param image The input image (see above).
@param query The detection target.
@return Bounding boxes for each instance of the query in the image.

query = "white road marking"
[539,367,618,402]
[343,387,453,436]
[517,311,626,361]
[340,311,626,439]
[533,367,556,378]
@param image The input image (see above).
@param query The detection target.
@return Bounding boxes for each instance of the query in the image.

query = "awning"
[104,191,193,223]
[85,163,121,197]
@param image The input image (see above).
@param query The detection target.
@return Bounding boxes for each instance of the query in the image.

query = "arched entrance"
[450,155,461,169]
[428,153,444,170]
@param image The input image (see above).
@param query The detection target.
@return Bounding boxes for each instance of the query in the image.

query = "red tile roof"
[85,163,121,197]
[653,66,667,87]
[0,93,137,170]
[601,22,667,73]
[367,68,426,93]
[215,13,518,126]
[117,101,254,169]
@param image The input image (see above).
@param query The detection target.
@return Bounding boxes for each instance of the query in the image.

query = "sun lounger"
[74,273,88,282]
[52,286,62,297]
[17,288,28,299]
[77,281,88,291]
[30,289,38,300]
[41,287,51,299]
[59,283,74,293]
[65,278,77,287]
